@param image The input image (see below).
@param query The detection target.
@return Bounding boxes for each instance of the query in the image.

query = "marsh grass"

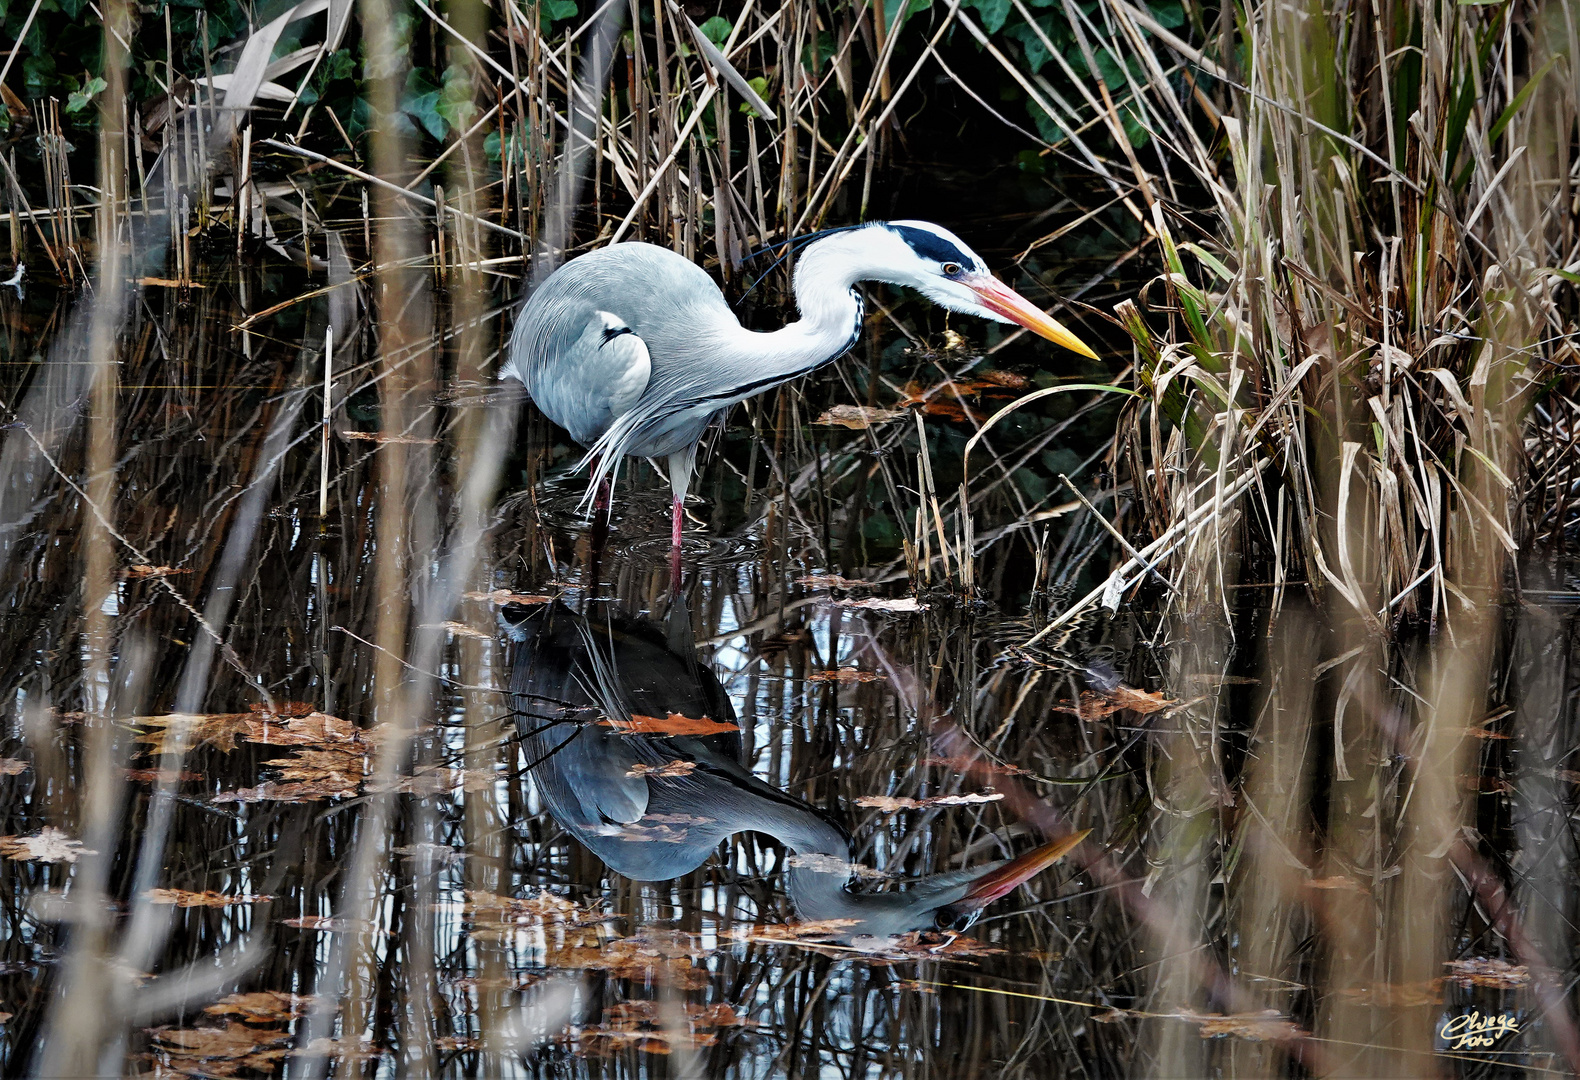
[4,0,1580,1075]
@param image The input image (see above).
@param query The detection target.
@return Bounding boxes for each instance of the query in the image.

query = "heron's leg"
[666,450,695,582]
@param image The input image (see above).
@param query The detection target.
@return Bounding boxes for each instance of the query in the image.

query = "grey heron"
[502,221,1099,558]
[504,598,1084,940]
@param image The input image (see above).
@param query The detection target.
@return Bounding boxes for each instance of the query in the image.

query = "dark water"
[0,175,1166,1079]
[0,172,1560,1079]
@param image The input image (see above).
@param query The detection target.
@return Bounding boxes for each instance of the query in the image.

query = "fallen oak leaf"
[1054,686,1175,720]
[419,620,490,640]
[598,713,740,736]
[625,760,698,778]
[145,1021,290,1060]
[212,779,359,803]
[0,827,96,863]
[340,430,438,444]
[131,713,259,755]
[1188,1010,1305,1042]
[203,991,321,1021]
[813,404,905,429]
[145,888,274,907]
[282,915,390,936]
[807,668,880,683]
[122,564,192,579]
[464,588,553,606]
[245,700,317,718]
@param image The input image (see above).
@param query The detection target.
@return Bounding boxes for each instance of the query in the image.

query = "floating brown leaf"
[836,596,927,613]
[282,915,389,935]
[138,277,207,290]
[576,1026,718,1056]
[879,932,1008,959]
[795,574,869,589]
[246,700,318,718]
[807,668,880,683]
[133,713,259,755]
[813,404,905,429]
[146,1020,290,1060]
[341,430,438,444]
[543,932,709,989]
[1056,686,1175,720]
[856,792,1004,812]
[464,588,554,606]
[464,889,609,928]
[599,1001,751,1029]
[744,919,862,942]
[261,747,366,784]
[599,713,740,736]
[1190,1010,1305,1042]
[0,827,95,863]
[123,564,192,579]
[625,760,698,779]
[1445,957,1529,988]
[0,758,29,776]
[204,991,321,1022]
[420,620,490,640]
[145,888,274,908]
[212,778,359,803]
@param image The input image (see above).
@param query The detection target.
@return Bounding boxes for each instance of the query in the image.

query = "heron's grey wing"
[539,724,650,826]
[508,305,652,448]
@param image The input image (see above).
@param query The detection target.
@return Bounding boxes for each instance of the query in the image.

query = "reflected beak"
[964,275,1100,360]
[959,830,1089,909]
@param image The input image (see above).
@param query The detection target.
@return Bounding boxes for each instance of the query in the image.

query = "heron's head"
[788,830,1088,941]
[840,221,1099,359]
[915,830,1090,936]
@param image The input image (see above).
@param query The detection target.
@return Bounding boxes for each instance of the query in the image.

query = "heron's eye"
[934,907,977,933]
[941,262,963,276]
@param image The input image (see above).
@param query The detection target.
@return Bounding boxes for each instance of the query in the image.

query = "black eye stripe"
[891,224,974,269]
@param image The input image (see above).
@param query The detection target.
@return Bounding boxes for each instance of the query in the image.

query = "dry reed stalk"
[1059,0,1580,1071]
[33,8,131,1072]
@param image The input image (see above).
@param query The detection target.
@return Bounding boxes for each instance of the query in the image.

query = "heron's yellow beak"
[966,275,1100,360]
[958,830,1089,907]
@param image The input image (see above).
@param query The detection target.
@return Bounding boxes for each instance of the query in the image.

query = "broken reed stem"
[36,7,130,1070]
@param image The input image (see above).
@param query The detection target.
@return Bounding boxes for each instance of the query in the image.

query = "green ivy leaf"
[698,15,731,45]
[402,67,447,140]
[738,75,770,117]
[966,0,1012,33]
[64,75,105,113]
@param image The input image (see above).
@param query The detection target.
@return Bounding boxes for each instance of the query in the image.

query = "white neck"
[703,232,890,404]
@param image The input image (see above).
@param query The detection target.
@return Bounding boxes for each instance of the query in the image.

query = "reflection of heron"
[502,222,1099,555]
[505,599,1081,939]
